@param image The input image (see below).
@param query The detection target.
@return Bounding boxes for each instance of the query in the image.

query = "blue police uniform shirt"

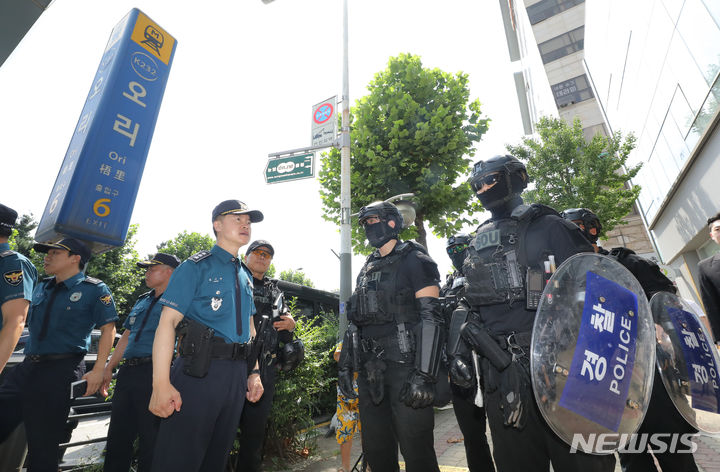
[0,242,38,331]
[24,272,119,355]
[159,245,255,344]
[122,290,162,358]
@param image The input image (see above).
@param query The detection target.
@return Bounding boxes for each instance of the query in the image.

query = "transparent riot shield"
[531,253,655,454]
[651,291,720,434]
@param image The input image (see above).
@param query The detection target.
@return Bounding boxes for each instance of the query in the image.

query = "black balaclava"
[450,251,467,272]
[477,172,525,218]
[365,220,398,248]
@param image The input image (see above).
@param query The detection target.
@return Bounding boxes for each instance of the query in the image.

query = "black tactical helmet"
[469,154,528,193]
[561,208,603,243]
[357,201,403,228]
[446,233,472,253]
[278,338,305,372]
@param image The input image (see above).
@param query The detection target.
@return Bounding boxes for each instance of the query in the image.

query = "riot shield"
[651,291,720,434]
[531,253,655,453]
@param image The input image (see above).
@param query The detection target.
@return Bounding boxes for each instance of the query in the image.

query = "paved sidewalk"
[286,406,720,472]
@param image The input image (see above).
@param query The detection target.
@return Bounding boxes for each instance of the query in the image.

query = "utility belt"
[359,322,416,364]
[176,318,251,378]
[123,356,153,366]
[26,353,83,363]
[466,315,532,373]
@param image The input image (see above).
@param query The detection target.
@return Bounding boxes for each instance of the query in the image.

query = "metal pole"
[339,0,351,339]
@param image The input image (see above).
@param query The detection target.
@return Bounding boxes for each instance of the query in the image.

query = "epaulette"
[189,250,211,263]
[0,250,15,258]
[84,276,102,285]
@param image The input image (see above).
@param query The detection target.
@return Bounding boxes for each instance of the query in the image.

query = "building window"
[527,0,585,25]
[551,74,594,108]
[538,26,585,64]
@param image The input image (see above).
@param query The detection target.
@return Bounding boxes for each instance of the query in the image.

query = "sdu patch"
[99,294,113,306]
[3,270,23,286]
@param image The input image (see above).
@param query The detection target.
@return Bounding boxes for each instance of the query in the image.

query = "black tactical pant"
[450,384,495,472]
[234,364,278,471]
[104,362,159,472]
[152,357,247,472]
[358,360,440,472]
[484,363,616,472]
[618,376,699,472]
[0,355,84,472]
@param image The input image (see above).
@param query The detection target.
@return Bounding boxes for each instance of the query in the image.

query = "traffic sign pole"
[339,0,351,339]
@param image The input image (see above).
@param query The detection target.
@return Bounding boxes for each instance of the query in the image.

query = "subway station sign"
[35,8,176,253]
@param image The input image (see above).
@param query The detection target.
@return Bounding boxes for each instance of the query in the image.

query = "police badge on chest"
[211,297,222,311]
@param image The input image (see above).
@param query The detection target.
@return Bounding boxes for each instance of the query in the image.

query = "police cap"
[34,238,92,264]
[137,252,181,269]
[212,200,264,223]
[246,240,275,257]
[0,203,18,231]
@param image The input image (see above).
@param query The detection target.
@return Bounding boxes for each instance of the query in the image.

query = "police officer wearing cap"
[337,201,444,472]
[234,240,296,471]
[562,209,699,472]
[441,234,494,472]
[454,155,612,472]
[0,203,38,373]
[0,238,118,471]
[149,200,264,472]
[102,252,180,472]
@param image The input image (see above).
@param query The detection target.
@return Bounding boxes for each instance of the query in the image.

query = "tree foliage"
[507,116,641,236]
[86,225,144,320]
[279,269,314,288]
[318,53,489,254]
[155,230,215,261]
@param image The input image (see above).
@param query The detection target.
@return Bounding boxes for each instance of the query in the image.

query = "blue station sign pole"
[35,8,176,253]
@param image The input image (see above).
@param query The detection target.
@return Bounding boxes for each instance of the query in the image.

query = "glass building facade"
[585,0,720,300]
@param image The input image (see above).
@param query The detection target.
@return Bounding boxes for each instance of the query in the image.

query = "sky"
[0,0,535,291]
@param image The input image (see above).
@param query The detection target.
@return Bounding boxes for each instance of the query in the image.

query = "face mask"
[450,252,467,271]
[477,179,512,209]
[364,221,397,248]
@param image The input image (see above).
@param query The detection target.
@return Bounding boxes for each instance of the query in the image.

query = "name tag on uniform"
[128,316,136,325]
[473,230,501,251]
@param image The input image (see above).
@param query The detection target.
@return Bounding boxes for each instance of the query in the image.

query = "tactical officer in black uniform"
[234,240,297,471]
[441,234,495,472]
[338,201,443,472]
[562,208,699,472]
[453,155,614,472]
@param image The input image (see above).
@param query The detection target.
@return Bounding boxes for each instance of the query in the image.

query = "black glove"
[400,370,435,409]
[449,355,474,389]
[499,361,529,429]
[338,368,357,399]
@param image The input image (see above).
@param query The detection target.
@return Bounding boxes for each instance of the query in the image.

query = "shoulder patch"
[189,250,211,263]
[3,270,23,286]
[0,250,16,258]
[84,276,102,285]
[99,294,113,305]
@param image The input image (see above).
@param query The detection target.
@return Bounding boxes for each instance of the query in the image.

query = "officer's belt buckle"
[231,343,247,360]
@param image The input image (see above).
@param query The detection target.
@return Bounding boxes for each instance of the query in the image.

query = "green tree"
[279,269,314,288]
[8,213,38,258]
[318,53,490,254]
[507,116,640,236]
[155,230,215,261]
[86,225,144,321]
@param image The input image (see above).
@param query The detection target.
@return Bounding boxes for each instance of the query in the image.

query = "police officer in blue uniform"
[562,208,700,472]
[441,234,495,472]
[338,201,444,472]
[0,238,118,472]
[235,240,296,471]
[455,155,613,472]
[102,252,180,472]
[0,203,38,372]
[150,200,265,472]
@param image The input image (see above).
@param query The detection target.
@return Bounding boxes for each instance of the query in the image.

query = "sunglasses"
[447,244,469,255]
[251,249,272,259]
[476,173,501,188]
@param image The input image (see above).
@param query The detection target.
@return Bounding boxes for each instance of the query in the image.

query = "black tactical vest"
[462,203,558,308]
[349,241,423,326]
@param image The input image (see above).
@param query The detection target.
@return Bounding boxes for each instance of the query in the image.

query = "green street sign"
[265,153,314,184]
